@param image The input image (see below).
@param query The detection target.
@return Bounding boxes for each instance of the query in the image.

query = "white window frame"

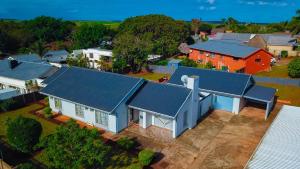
[54,98,62,110]
[95,110,108,128]
[75,104,85,118]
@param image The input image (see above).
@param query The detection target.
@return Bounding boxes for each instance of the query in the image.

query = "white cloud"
[239,0,289,7]
[207,0,215,5]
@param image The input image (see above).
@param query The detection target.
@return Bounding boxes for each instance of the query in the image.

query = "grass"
[129,72,170,81]
[75,20,120,29]
[258,82,300,106]
[256,65,289,78]
[0,104,58,140]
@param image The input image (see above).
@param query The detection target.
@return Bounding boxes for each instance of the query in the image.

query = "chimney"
[184,75,199,129]
[7,57,19,69]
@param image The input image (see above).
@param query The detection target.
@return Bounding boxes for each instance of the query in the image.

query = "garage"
[213,95,234,112]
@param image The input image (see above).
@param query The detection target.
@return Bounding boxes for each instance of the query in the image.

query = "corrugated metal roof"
[128,81,191,118]
[214,33,252,42]
[10,54,43,63]
[247,105,300,169]
[189,40,260,58]
[43,50,69,63]
[168,66,251,96]
[41,67,143,112]
[244,85,276,102]
[0,59,53,80]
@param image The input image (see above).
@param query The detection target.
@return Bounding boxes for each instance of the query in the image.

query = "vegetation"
[281,51,288,58]
[154,59,168,66]
[126,163,143,169]
[138,149,155,166]
[288,58,300,78]
[180,58,197,67]
[0,98,22,112]
[113,14,190,73]
[15,163,37,169]
[39,120,111,169]
[66,54,89,68]
[43,107,53,119]
[205,61,215,69]
[128,72,170,81]
[6,116,42,153]
[117,137,135,150]
[258,83,300,106]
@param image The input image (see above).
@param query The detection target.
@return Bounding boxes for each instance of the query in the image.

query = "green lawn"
[258,82,300,106]
[75,20,120,29]
[129,72,170,81]
[256,65,289,78]
[0,104,58,140]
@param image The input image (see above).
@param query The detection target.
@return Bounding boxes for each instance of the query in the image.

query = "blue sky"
[0,0,299,22]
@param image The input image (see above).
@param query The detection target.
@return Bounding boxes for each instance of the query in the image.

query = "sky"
[0,0,299,23]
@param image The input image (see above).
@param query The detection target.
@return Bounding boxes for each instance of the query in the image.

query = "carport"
[244,85,276,119]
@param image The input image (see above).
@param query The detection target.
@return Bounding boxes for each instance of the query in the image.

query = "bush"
[138,149,155,166]
[117,137,135,150]
[281,50,288,58]
[205,61,214,69]
[44,97,49,106]
[43,107,53,118]
[6,116,42,153]
[288,58,300,78]
[0,98,22,112]
[127,163,143,169]
[154,59,168,66]
[15,163,37,169]
[180,58,197,67]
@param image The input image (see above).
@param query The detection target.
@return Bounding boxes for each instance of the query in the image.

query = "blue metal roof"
[43,50,69,63]
[189,40,260,58]
[168,66,251,96]
[0,60,53,80]
[244,85,276,102]
[11,54,43,63]
[41,67,143,112]
[42,66,68,85]
[129,82,191,118]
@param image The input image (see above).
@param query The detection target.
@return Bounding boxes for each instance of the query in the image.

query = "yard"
[255,58,293,78]
[258,82,300,106]
[0,103,141,169]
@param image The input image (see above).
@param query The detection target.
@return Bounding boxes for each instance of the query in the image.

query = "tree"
[72,24,108,49]
[15,163,37,169]
[288,58,300,78]
[113,32,152,73]
[30,39,47,57]
[39,120,111,169]
[180,58,197,67]
[288,10,300,34]
[66,54,89,68]
[6,116,42,153]
[191,19,201,34]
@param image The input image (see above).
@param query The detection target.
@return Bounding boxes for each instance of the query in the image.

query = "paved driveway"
[119,104,282,169]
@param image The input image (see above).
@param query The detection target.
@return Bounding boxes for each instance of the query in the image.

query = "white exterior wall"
[232,97,241,114]
[82,49,113,69]
[0,76,27,94]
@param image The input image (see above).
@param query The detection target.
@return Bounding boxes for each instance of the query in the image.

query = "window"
[89,53,94,58]
[54,98,62,110]
[210,53,215,58]
[95,110,108,127]
[75,104,84,118]
[233,58,239,61]
[200,51,204,54]
[255,58,261,63]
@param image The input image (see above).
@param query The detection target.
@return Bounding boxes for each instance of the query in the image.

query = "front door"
[129,109,139,123]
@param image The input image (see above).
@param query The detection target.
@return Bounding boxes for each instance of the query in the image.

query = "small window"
[90,108,94,112]
[210,53,215,58]
[54,98,62,110]
[255,58,261,63]
[95,110,108,127]
[199,51,204,54]
[233,58,239,61]
[89,53,94,58]
[50,96,53,100]
[75,104,84,118]
[85,107,89,110]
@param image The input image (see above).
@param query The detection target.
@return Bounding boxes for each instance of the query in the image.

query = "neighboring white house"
[82,48,113,69]
[0,56,57,94]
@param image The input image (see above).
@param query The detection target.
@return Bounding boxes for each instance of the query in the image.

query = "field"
[74,20,120,29]
[256,64,289,78]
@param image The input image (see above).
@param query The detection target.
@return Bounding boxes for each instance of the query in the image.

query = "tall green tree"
[40,120,111,169]
[72,24,108,49]
[288,10,300,34]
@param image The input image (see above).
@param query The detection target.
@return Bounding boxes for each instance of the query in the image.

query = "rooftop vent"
[7,57,19,69]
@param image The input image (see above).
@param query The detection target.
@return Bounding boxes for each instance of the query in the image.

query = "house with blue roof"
[43,50,69,65]
[40,66,276,138]
[0,56,57,94]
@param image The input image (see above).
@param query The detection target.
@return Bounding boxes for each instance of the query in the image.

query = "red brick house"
[188,40,273,74]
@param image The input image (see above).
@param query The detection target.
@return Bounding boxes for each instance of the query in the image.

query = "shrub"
[6,116,42,153]
[180,58,197,67]
[288,58,300,78]
[138,149,155,166]
[281,50,288,58]
[15,163,37,169]
[117,137,135,150]
[127,163,143,169]
[43,107,53,118]
[155,59,168,66]
[44,97,49,106]
[205,61,214,69]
